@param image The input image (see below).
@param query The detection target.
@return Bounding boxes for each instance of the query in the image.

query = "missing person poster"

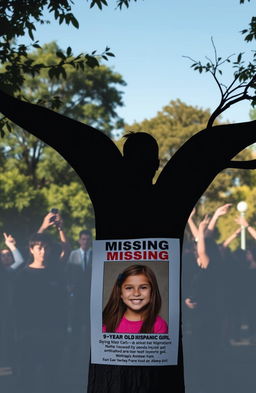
[91,238,180,366]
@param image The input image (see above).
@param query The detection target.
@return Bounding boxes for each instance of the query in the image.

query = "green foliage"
[0,140,96,247]
[249,106,256,120]
[116,0,138,9]
[0,0,123,98]
[194,140,256,244]
[40,181,95,242]
[185,38,256,127]
[89,0,138,10]
[0,139,95,247]
[0,41,126,247]
[0,41,125,136]
[124,99,256,246]
[125,99,217,169]
[0,39,116,98]
[216,184,256,249]
[0,0,139,95]
[0,1,78,39]
[186,2,256,125]
[0,168,38,211]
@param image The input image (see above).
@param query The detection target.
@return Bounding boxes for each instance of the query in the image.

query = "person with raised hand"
[197,215,211,269]
[14,211,69,393]
[1,232,24,270]
[235,215,256,241]
[207,203,232,233]
[37,211,70,262]
[187,207,199,242]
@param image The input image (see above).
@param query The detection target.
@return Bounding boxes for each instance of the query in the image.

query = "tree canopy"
[124,99,256,245]
[185,1,256,126]
[0,41,126,248]
[0,2,256,392]
[0,0,137,93]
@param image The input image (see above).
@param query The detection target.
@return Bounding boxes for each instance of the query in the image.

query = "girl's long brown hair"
[103,264,161,333]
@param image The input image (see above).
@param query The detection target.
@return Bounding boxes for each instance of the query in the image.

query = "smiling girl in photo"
[102,264,168,333]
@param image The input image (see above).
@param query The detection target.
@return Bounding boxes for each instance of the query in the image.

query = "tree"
[0,41,125,247]
[25,42,125,134]
[184,1,256,127]
[124,100,256,216]
[1,41,125,178]
[250,106,256,120]
[0,0,137,134]
[1,87,256,393]
[0,0,137,93]
[125,100,218,168]
[0,1,255,393]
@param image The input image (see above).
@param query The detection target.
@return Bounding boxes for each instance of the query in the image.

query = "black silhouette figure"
[0,89,256,393]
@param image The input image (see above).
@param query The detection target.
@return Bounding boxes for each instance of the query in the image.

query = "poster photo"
[91,238,180,366]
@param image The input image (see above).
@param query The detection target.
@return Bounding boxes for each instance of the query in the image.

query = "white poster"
[90,238,180,366]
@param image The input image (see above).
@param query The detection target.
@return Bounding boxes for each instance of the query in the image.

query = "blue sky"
[22,0,256,125]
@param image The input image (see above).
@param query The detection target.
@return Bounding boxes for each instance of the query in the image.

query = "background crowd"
[0,210,92,393]
[183,203,256,393]
[0,203,256,393]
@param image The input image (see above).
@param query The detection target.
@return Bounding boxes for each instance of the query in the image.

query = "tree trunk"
[0,90,256,393]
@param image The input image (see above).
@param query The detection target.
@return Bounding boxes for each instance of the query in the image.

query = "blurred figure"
[184,204,232,393]
[14,212,69,393]
[232,215,256,343]
[183,208,201,336]
[1,233,24,271]
[66,230,92,381]
[0,233,24,368]
[67,230,92,330]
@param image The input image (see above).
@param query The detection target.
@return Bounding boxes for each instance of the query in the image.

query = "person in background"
[0,233,24,368]
[66,229,92,378]
[67,230,92,304]
[185,204,232,393]
[37,210,70,262]
[0,233,24,271]
[14,211,69,393]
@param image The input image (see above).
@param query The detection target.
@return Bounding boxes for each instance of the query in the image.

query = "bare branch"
[210,70,224,97]
[211,36,218,65]
[220,83,228,91]
[217,54,235,67]
[184,39,256,128]
[225,91,247,102]
[182,55,198,63]
[207,92,254,128]
[219,93,253,112]
[223,73,242,97]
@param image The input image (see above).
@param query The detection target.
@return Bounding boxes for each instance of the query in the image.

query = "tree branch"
[228,159,256,169]
[210,70,224,97]
[223,74,244,97]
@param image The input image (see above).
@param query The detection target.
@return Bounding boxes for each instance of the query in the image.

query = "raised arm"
[235,215,256,241]
[222,227,241,248]
[187,208,199,241]
[3,232,24,270]
[197,216,210,269]
[207,204,232,232]
[0,89,123,197]
[37,212,71,261]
